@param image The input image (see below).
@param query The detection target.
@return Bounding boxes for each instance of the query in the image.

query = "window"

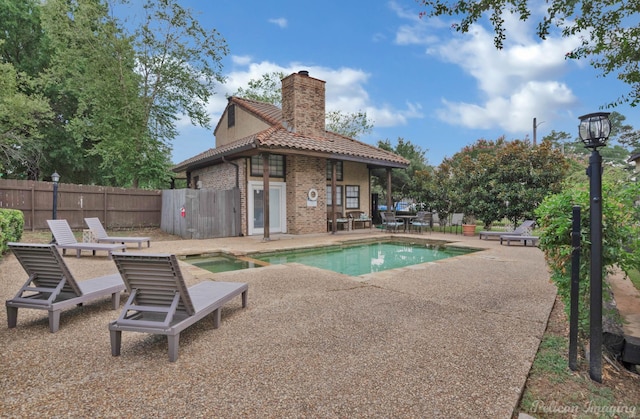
[326,185,343,206]
[228,104,235,128]
[326,161,343,181]
[250,154,285,178]
[345,185,360,209]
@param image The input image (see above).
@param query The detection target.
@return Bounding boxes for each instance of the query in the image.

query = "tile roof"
[174,97,409,172]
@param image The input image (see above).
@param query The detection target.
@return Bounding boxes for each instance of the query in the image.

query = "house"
[172,71,409,238]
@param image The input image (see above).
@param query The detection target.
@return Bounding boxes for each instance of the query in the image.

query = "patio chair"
[450,213,464,234]
[479,220,535,240]
[411,211,432,234]
[109,252,248,362]
[84,217,151,249]
[47,219,126,259]
[6,242,124,333]
[381,211,403,232]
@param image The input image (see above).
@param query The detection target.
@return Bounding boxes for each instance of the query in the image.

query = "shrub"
[535,179,640,335]
[0,209,24,254]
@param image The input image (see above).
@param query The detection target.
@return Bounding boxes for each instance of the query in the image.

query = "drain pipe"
[222,156,239,188]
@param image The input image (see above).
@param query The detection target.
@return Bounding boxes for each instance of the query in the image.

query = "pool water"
[188,255,258,273]
[254,241,476,276]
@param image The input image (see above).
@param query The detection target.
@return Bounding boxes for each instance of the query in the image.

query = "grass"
[517,297,640,418]
[529,335,572,382]
[628,269,640,293]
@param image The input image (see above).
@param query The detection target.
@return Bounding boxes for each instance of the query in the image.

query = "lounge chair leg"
[111,292,121,309]
[213,308,221,329]
[7,306,17,328]
[49,310,61,333]
[241,290,248,308]
[110,329,122,357]
[167,334,180,362]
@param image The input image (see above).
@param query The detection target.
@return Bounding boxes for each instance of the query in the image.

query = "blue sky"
[121,0,640,166]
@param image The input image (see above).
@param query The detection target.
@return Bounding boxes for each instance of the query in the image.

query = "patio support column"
[262,153,270,241]
[331,160,337,234]
[386,168,393,213]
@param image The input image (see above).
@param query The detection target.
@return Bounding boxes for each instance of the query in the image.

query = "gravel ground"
[0,231,556,418]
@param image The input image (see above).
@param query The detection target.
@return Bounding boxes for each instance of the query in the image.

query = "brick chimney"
[281,71,326,137]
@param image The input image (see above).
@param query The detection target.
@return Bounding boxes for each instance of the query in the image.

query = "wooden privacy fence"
[162,188,241,239]
[0,179,161,231]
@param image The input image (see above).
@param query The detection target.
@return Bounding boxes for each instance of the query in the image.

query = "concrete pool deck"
[0,229,556,417]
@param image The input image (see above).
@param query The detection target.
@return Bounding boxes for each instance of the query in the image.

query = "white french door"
[248,181,287,235]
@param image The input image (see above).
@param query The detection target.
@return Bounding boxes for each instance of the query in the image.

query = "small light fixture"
[578,112,611,149]
[51,171,60,183]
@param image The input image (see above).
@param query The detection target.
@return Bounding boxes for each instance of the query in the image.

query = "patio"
[0,230,556,417]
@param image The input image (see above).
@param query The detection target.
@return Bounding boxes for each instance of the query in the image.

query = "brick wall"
[281,71,326,137]
[285,155,327,234]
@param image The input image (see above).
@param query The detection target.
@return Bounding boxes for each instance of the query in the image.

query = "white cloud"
[392,3,583,135]
[268,17,287,28]
[231,55,253,66]
[188,59,422,131]
[437,81,577,133]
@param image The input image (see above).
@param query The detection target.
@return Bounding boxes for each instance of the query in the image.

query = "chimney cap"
[298,70,309,76]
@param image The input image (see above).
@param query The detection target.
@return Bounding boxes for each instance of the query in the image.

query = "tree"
[373,138,430,206]
[326,110,373,139]
[233,71,375,139]
[433,137,568,228]
[0,0,50,76]
[417,0,640,106]
[40,0,155,186]
[0,60,51,178]
[122,0,229,187]
[233,71,285,106]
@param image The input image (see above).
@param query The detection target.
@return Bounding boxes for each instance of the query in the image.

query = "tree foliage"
[0,60,51,178]
[432,137,568,227]
[233,71,285,106]
[0,0,228,188]
[417,0,640,107]
[373,138,430,205]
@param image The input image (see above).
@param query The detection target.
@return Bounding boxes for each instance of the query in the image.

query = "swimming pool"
[186,239,477,277]
[187,255,261,273]
[254,241,476,276]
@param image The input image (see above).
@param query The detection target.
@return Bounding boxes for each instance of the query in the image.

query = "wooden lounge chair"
[84,217,150,249]
[479,220,535,240]
[47,219,126,259]
[109,252,249,362]
[6,243,124,333]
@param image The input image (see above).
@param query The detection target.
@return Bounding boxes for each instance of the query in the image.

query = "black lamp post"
[578,112,611,383]
[52,171,60,220]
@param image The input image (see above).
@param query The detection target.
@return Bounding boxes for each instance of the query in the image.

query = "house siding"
[215,105,270,147]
